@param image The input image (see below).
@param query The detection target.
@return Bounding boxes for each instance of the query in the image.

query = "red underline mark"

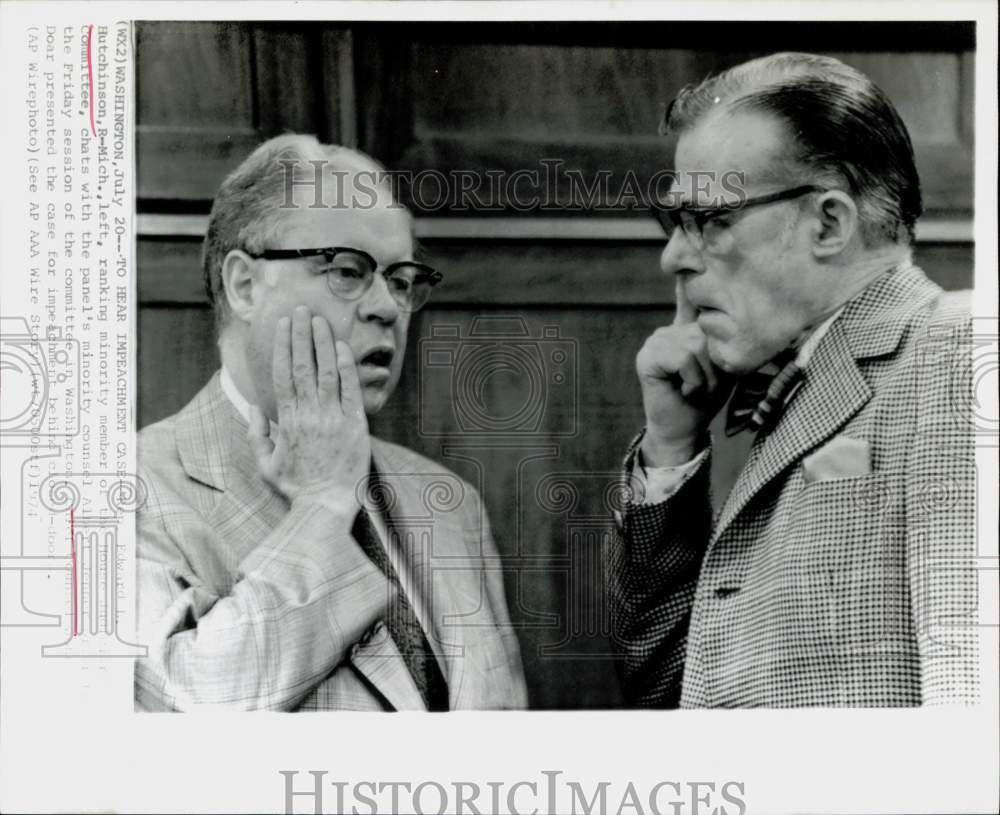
[70,508,77,637]
[86,24,96,137]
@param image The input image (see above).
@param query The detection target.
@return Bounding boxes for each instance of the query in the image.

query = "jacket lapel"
[349,631,427,712]
[174,372,230,493]
[174,374,290,572]
[712,262,938,544]
[712,322,870,542]
[174,374,428,708]
[370,440,489,710]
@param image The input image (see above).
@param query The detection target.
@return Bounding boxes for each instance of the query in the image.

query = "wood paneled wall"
[136,21,976,708]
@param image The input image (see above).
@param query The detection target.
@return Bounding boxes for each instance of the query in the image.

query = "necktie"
[351,469,449,711]
[725,349,805,437]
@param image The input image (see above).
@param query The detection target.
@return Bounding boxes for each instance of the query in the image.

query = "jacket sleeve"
[607,435,714,707]
[905,301,980,704]
[135,471,391,711]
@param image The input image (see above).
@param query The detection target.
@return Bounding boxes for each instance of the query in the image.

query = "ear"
[220,249,259,323]
[809,190,859,258]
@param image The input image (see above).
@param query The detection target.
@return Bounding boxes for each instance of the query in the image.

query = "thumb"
[335,341,365,418]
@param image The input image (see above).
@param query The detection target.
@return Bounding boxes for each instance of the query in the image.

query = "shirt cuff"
[630,447,709,505]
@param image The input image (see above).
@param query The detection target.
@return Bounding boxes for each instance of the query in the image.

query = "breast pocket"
[787,472,898,566]
[780,471,912,652]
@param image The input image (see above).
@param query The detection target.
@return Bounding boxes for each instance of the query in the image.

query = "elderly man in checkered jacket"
[609,53,980,707]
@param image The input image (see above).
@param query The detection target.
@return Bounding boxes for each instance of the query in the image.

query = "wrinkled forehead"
[668,107,793,205]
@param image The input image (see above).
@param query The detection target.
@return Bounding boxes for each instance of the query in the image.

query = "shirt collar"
[789,257,914,371]
[756,307,844,377]
[220,366,278,436]
[794,307,844,369]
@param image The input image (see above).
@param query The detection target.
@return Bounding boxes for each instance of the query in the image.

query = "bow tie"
[725,349,806,436]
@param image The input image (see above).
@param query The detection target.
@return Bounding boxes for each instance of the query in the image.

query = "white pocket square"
[802,435,871,484]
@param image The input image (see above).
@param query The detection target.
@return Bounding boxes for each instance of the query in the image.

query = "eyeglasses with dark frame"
[649,184,829,250]
[247,246,443,313]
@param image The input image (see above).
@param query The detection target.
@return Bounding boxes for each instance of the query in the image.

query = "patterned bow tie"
[725,349,806,436]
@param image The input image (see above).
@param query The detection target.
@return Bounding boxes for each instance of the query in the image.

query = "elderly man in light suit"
[610,53,978,707]
[135,135,526,711]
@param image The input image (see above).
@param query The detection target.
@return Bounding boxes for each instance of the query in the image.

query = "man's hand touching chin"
[636,280,734,466]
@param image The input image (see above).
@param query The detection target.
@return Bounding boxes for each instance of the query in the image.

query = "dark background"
[136,20,975,708]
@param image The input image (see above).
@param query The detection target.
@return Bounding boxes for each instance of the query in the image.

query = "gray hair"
[202,134,400,329]
[662,53,922,246]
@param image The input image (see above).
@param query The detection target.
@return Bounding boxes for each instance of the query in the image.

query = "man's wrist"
[640,429,704,469]
[292,483,359,523]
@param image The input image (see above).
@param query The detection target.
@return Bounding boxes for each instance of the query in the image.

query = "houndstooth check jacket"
[134,373,527,711]
[609,263,980,707]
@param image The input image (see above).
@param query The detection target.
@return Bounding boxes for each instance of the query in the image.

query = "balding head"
[202,134,405,330]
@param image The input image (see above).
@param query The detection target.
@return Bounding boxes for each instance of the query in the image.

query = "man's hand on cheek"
[247,306,370,520]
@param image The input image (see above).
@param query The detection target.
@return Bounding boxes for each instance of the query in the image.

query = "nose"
[659,227,705,279]
[357,273,400,324]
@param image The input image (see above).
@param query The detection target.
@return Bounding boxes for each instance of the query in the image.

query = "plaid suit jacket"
[135,373,527,711]
[609,264,979,707]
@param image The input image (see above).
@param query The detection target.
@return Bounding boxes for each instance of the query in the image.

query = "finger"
[673,277,697,326]
[335,340,364,416]
[272,316,295,416]
[313,316,340,403]
[683,329,719,393]
[676,353,707,399]
[291,306,317,401]
[247,404,275,466]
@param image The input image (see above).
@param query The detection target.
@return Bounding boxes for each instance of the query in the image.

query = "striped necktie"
[725,349,806,437]
[351,467,449,711]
